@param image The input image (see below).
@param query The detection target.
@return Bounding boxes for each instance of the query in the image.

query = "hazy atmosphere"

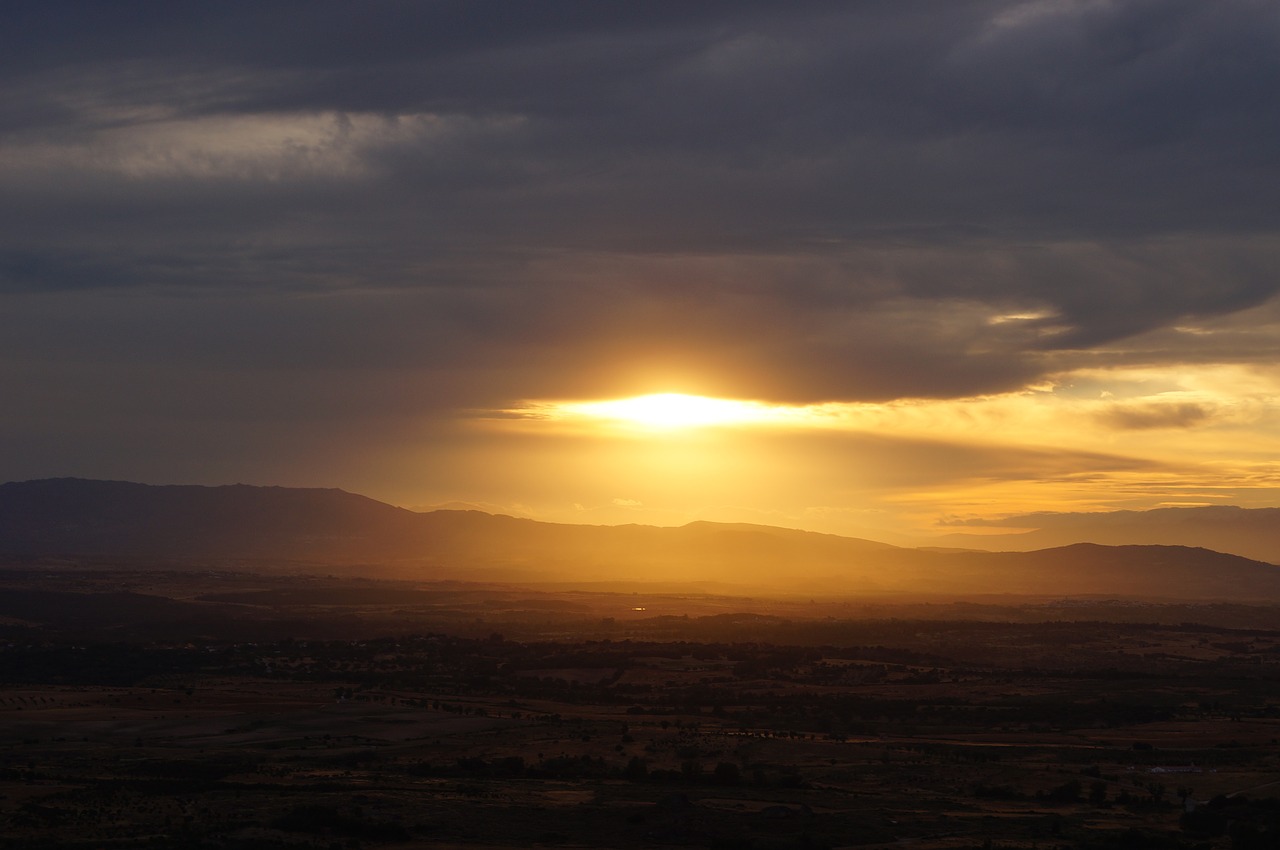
[5,0,1280,539]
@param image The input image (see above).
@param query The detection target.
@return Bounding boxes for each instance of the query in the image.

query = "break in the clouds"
[3,1,1279,529]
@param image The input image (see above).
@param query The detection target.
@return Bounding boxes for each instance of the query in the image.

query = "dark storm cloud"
[3,0,1279,427]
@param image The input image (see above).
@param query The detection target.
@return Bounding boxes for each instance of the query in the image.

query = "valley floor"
[3,568,1280,848]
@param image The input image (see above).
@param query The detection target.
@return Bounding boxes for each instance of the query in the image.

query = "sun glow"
[563,393,773,428]
[470,361,1280,538]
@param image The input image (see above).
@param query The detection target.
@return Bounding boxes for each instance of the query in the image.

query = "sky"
[3,0,1280,541]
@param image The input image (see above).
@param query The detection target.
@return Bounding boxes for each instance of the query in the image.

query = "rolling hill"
[932,506,1280,565]
[3,478,1280,601]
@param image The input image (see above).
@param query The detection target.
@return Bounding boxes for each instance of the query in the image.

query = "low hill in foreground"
[3,478,1280,601]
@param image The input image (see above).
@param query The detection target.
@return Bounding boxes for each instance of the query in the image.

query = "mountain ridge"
[933,505,1280,565]
[3,478,1279,601]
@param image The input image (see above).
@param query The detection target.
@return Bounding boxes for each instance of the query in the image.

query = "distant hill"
[3,479,1280,600]
[932,506,1280,565]
[0,480,898,584]
[0,478,424,560]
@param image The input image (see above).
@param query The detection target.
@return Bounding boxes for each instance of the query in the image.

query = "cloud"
[1097,402,1213,430]
[2,1,1280,517]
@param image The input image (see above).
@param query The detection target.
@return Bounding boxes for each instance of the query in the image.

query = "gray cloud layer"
[3,1,1279,482]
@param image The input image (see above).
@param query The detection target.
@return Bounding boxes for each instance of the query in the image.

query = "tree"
[713,762,741,786]
[1089,781,1108,806]
[623,757,648,782]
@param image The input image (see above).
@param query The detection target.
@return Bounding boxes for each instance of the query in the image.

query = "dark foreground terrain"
[5,567,1280,849]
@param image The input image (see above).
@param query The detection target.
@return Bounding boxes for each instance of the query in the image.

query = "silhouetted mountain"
[932,506,1280,565]
[0,478,424,560]
[3,479,1280,600]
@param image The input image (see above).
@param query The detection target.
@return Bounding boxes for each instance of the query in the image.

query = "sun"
[512,392,839,432]
[561,393,770,429]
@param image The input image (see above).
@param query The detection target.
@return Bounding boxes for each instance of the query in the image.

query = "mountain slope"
[3,479,1280,600]
[0,478,424,560]
[933,506,1280,565]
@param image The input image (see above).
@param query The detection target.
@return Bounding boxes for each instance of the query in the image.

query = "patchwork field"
[3,568,1280,848]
